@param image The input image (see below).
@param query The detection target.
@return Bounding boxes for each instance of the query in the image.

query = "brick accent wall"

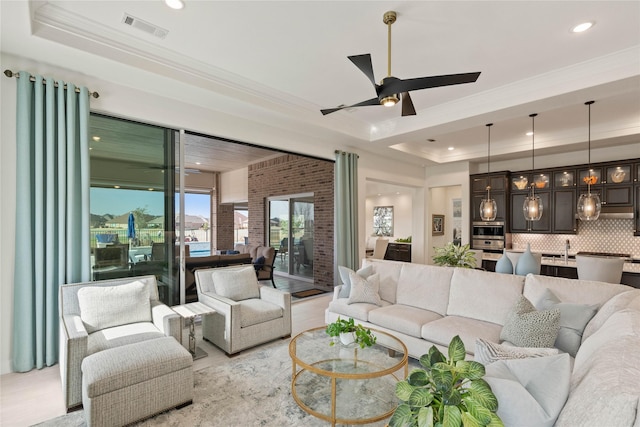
[248,154,335,288]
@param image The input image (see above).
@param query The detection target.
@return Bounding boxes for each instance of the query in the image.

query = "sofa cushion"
[78,280,151,334]
[238,299,283,328]
[87,322,164,355]
[396,263,453,316]
[362,259,403,303]
[523,273,630,309]
[582,289,640,342]
[535,288,597,357]
[212,266,260,301]
[368,304,442,338]
[327,299,390,322]
[556,309,640,427]
[474,338,559,365]
[500,296,560,348]
[337,265,373,298]
[347,272,381,306]
[484,353,571,427]
[447,268,524,325]
[421,315,502,355]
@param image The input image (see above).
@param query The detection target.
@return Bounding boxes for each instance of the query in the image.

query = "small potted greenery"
[389,335,503,427]
[432,243,477,268]
[325,317,377,348]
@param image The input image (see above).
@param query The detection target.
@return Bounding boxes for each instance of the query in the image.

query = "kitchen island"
[482,252,640,288]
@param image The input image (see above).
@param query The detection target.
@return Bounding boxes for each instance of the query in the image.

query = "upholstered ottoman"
[81,336,193,427]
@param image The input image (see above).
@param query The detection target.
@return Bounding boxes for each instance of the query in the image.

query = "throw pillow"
[78,280,151,334]
[337,265,373,298]
[474,338,559,365]
[253,255,266,272]
[212,266,260,301]
[500,295,560,348]
[536,288,598,357]
[347,271,381,306]
[484,353,571,427]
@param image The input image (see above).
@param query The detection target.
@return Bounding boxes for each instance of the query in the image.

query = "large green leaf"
[467,380,498,412]
[432,368,454,392]
[396,380,417,401]
[422,346,446,369]
[463,397,492,424]
[441,387,462,406]
[487,413,504,427]
[465,361,486,380]
[448,336,466,363]
[442,405,462,427]
[408,369,430,387]
[409,388,435,408]
[461,411,482,427]
[455,360,472,377]
[389,403,414,427]
[417,406,435,427]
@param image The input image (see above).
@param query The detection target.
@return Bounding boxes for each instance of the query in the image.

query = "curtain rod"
[4,69,100,98]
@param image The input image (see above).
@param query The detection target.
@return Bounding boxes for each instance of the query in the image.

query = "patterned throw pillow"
[500,296,560,348]
[337,265,373,298]
[475,338,560,365]
[347,271,381,306]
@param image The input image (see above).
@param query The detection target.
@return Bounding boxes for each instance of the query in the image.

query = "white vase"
[339,332,355,346]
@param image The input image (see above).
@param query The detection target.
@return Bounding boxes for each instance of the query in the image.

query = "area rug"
[291,289,327,299]
[33,338,396,427]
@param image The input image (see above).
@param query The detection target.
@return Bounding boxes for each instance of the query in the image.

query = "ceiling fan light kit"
[321,11,481,117]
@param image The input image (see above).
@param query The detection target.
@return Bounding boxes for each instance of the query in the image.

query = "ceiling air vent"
[122,14,168,39]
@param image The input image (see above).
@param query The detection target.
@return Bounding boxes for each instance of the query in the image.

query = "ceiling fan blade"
[382,72,481,97]
[348,54,377,87]
[401,92,416,116]
[321,97,380,115]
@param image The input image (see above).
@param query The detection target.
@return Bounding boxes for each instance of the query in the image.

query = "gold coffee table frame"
[289,326,408,426]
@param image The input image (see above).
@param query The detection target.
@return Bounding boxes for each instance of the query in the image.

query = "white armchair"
[195,265,291,356]
[59,275,182,411]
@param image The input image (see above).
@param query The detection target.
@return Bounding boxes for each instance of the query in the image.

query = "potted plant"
[432,243,477,268]
[389,335,503,427]
[325,317,377,348]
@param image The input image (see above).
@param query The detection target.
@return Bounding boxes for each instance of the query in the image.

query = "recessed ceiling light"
[114,185,120,189]
[148,188,155,191]
[571,21,594,33]
[92,136,101,142]
[447,146,454,151]
[195,162,201,165]
[526,131,533,136]
[165,0,184,10]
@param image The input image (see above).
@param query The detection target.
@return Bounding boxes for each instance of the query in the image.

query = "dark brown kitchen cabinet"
[635,184,640,236]
[510,192,551,233]
[384,243,411,262]
[471,192,507,222]
[552,189,577,233]
[471,174,507,193]
[470,173,509,224]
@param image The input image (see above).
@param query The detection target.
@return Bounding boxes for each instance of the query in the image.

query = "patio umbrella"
[127,212,136,239]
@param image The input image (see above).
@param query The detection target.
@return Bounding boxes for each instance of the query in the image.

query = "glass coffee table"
[289,326,408,426]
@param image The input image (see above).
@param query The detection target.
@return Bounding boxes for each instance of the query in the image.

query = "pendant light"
[480,123,497,221]
[523,113,543,225]
[577,100,601,221]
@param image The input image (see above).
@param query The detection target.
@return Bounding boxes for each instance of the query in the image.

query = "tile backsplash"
[511,219,639,257]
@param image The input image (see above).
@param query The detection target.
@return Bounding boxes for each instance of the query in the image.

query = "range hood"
[577,206,634,220]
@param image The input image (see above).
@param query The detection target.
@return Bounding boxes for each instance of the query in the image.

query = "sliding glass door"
[89,114,179,305]
[268,194,314,281]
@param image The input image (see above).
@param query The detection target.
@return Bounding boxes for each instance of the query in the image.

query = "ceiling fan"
[321,11,481,117]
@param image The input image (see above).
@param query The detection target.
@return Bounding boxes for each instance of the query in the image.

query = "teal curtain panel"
[335,151,359,271]
[13,71,91,372]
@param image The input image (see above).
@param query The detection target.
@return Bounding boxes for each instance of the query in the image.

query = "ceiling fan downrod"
[383,11,396,78]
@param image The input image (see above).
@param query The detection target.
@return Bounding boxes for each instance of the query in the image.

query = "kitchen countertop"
[482,252,640,274]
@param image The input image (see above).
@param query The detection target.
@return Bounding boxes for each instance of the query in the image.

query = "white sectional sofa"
[326,258,640,426]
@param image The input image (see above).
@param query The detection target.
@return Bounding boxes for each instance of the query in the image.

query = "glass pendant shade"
[577,101,601,221]
[577,189,601,221]
[479,123,496,221]
[480,188,497,221]
[523,190,543,221]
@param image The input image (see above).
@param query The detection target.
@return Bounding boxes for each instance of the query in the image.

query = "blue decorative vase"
[494,249,513,274]
[515,243,540,276]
